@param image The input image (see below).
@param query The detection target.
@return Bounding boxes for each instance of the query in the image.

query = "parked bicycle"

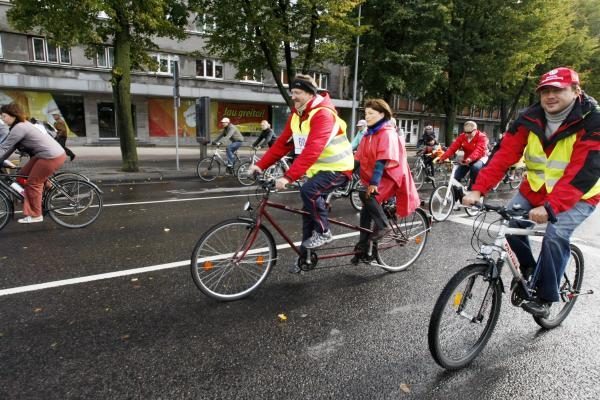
[0,169,103,231]
[196,141,246,182]
[411,149,450,190]
[428,161,480,222]
[428,202,592,370]
[190,176,431,301]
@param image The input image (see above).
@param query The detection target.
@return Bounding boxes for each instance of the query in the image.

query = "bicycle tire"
[350,189,362,212]
[412,161,425,190]
[190,218,277,301]
[465,204,481,218]
[533,244,584,329]
[236,161,257,186]
[53,171,90,182]
[435,163,450,187]
[45,179,103,228]
[197,157,220,182]
[428,263,502,370]
[0,190,13,231]
[509,167,524,189]
[429,185,454,222]
[375,207,429,272]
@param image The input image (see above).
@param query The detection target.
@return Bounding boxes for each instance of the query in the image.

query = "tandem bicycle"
[190,176,431,301]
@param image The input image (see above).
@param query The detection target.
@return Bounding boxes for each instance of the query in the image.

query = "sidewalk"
[46,145,418,184]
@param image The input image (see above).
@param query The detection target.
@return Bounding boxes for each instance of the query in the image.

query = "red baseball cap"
[536,67,580,91]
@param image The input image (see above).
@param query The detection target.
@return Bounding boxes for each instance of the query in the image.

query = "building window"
[193,14,216,34]
[30,37,71,64]
[310,72,329,90]
[97,47,114,68]
[241,69,262,83]
[280,70,289,86]
[152,53,177,75]
[196,59,223,79]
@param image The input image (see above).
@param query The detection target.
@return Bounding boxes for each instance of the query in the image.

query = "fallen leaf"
[164,228,171,232]
[399,383,411,393]
[33,307,43,313]
[51,342,58,348]
[131,278,138,282]
[119,226,125,229]
[277,313,287,322]
[121,334,130,341]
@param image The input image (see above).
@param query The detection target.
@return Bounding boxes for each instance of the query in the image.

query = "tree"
[359,0,582,144]
[8,0,191,171]
[190,0,363,107]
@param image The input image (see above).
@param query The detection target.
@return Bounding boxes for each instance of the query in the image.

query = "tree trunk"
[443,93,456,147]
[112,27,139,172]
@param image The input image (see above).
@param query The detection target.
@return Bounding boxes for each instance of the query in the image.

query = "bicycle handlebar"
[472,202,556,224]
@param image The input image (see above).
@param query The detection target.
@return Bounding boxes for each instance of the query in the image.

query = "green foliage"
[190,0,363,104]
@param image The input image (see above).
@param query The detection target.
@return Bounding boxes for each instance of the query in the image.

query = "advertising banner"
[148,98,197,137]
[217,102,269,133]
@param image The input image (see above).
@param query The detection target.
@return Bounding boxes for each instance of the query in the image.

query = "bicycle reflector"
[203,261,214,271]
[453,292,463,308]
[256,255,264,266]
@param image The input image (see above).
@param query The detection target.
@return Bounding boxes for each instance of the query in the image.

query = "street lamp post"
[350,4,362,139]
[173,57,180,171]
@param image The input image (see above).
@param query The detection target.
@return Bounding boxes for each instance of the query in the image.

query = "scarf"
[365,118,388,136]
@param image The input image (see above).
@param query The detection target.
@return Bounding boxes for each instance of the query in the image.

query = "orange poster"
[217,102,269,133]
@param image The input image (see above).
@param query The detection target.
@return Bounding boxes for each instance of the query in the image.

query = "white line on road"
[102,190,298,208]
[0,231,360,297]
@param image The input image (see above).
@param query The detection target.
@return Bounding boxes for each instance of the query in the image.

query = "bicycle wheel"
[465,204,481,218]
[54,171,90,182]
[350,189,362,212]
[429,185,454,222]
[428,263,502,370]
[509,167,524,189]
[0,190,12,231]
[197,157,220,182]
[412,161,425,190]
[190,218,277,301]
[375,207,429,272]
[45,179,103,228]
[236,161,257,186]
[534,244,584,329]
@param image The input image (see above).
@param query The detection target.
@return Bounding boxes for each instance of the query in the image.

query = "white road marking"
[0,231,359,297]
[102,190,298,208]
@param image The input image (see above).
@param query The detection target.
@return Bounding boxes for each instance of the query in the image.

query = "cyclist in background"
[0,103,66,224]
[247,74,354,251]
[463,67,600,318]
[213,117,244,168]
[252,120,277,149]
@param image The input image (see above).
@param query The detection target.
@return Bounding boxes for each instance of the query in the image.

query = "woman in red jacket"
[351,98,419,263]
[437,120,489,189]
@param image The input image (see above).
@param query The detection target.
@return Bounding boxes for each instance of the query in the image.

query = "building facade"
[0,2,500,148]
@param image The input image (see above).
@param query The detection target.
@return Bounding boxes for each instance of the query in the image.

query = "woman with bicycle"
[463,67,600,318]
[0,103,66,224]
[351,99,420,262]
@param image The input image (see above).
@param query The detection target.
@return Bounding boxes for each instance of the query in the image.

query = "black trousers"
[357,190,389,247]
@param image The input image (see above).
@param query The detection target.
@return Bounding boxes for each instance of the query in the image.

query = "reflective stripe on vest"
[291,107,354,177]
[524,132,600,199]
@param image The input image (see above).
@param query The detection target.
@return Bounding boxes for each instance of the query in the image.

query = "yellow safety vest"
[291,107,354,177]
[524,132,600,199]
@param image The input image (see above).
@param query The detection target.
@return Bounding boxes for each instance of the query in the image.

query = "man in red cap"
[463,67,600,318]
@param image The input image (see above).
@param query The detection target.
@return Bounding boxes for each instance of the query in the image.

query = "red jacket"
[439,130,489,164]
[472,93,600,214]
[256,92,352,181]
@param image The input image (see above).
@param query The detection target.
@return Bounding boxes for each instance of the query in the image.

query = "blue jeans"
[506,192,595,302]
[300,171,348,241]
[226,141,243,166]
[454,160,485,190]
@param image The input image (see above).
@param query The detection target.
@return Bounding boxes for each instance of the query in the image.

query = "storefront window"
[97,102,136,138]
[53,94,86,137]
